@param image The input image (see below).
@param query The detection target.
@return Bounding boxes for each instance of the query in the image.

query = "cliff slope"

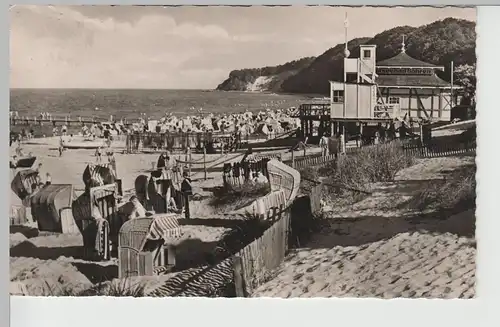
[216,57,315,92]
[216,18,476,95]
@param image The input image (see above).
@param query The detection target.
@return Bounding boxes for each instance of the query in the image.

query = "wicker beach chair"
[82,163,123,196]
[118,213,182,278]
[71,183,120,261]
[11,169,39,201]
[147,171,183,214]
[30,184,78,234]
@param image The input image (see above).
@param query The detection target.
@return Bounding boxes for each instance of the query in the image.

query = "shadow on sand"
[173,238,220,271]
[10,225,40,238]
[10,241,82,260]
[178,218,245,229]
[306,209,475,250]
[72,262,118,284]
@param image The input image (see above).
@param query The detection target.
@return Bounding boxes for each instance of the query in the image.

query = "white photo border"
[3,2,500,327]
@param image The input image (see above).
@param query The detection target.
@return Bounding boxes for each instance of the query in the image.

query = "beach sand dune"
[253,156,476,298]
[253,228,475,298]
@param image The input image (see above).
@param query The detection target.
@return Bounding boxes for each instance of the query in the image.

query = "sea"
[10,89,312,120]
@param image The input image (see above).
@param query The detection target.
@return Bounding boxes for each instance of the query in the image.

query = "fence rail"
[291,154,336,170]
[10,116,108,126]
[223,152,338,188]
[402,143,476,158]
[126,131,240,153]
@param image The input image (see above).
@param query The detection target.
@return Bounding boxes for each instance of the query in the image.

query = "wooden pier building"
[294,23,462,143]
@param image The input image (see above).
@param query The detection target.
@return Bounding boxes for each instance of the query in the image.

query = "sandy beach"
[9,136,246,295]
[10,135,476,298]
[9,133,476,297]
[252,156,476,298]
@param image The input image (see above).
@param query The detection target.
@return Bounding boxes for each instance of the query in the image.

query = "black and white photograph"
[9,5,476,298]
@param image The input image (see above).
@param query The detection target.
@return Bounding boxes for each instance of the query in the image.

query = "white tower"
[359,44,377,82]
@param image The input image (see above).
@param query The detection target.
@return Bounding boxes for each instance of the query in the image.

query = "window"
[388,97,400,104]
[363,50,371,59]
[333,90,344,103]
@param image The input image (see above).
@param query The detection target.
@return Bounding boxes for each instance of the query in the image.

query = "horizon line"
[10,87,217,91]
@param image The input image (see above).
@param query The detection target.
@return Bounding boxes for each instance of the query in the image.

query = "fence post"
[188,147,192,176]
[232,255,247,297]
[203,145,207,180]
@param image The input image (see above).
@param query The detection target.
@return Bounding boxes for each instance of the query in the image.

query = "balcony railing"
[294,103,331,117]
[373,104,401,118]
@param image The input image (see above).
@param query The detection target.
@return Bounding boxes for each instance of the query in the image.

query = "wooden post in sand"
[188,147,192,176]
[203,145,207,180]
[232,255,247,297]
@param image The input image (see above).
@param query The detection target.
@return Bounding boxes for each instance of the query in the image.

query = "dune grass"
[31,278,148,297]
[312,141,416,205]
[209,182,271,213]
[406,164,476,212]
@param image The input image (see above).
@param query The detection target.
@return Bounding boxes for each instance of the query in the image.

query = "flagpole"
[342,12,349,151]
[344,12,348,59]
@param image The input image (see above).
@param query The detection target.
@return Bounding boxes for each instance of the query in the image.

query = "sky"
[9,5,476,89]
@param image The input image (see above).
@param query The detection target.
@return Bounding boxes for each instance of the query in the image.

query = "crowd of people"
[129,108,301,137]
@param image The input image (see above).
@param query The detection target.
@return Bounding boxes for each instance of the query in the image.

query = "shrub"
[406,164,476,212]
[297,166,321,191]
[209,182,270,212]
[318,141,416,205]
[328,141,414,188]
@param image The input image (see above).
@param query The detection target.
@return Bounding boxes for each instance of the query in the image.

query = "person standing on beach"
[319,135,329,157]
[95,146,102,163]
[35,162,43,176]
[58,137,64,157]
[10,131,16,147]
[15,142,23,157]
[181,171,192,219]
[157,152,167,170]
[108,151,117,176]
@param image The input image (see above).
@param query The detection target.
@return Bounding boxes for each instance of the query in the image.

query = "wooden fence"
[126,131,241,153]
[147,162,319,297]
[231,183,325,296]
[10,115,108,126]
[291,154,337,170]
[222,153,338,188]
[309,184,323,215]
[232,208,291,296]
[402,142,476,158]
